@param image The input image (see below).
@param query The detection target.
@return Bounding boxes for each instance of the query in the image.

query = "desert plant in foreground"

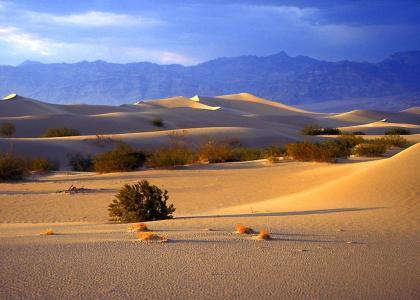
[137,232,168,242]
[235,224,254,234]
[42,127,80,138]
[253,229,271,240]
[286,141,338,162]
[377,135,409,148]
[94,142,146,173]
[148,146,196,167]
[109,180,175,223]
[128,223,148,232]
[0,154,29,181]
[40,228,55,235]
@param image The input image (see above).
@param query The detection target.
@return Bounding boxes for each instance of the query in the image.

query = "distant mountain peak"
[19,60,43,66]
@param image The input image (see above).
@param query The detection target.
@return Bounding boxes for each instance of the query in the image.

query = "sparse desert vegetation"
[39,229,55,236]
[235,224,254,234]
[109,180,175,223]
[137,232,168,242]
[301,125,341,135]
[151,117,164,127]
[93,142,146,173]
[385,128,411,135]
[128,223,148,232]
[42,127,80,137]
[0,154,29,181]
[68,153,94,171]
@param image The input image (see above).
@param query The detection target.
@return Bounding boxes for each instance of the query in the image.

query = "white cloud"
[0,26,64,56]
[27,11,162,27]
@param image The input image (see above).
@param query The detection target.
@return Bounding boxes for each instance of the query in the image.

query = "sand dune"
[0,90,419,299]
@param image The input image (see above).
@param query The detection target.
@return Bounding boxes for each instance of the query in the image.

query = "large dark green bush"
[109,180,175,222]
[94,142,146,173]
[385,128,411,135]
[42,127,80,137]
[0,154,29,181]
[68,153,93,171]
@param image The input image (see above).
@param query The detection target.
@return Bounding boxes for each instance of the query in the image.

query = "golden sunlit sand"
[0,93,419,299]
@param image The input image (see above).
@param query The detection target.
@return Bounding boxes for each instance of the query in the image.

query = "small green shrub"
[151,117,164,127]
[353,143,386,157]
[0,122,16,138]
[94,142,146,173]
[301,125,341,135]
[376,135,409,148]
[68,153,93,171]
[230,147,262,162]
[263,145,285,162]
[148,146,196,167]
[198,140,235,163]
[385,128,411,135]
[29,158,58,172]
[337,134,365,149]
[0,154,29,181]
[286,142,338,162]
[109,180,175,223]
[42,127,80,138]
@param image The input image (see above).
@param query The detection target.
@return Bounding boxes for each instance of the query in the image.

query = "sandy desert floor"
[0,93,419,299]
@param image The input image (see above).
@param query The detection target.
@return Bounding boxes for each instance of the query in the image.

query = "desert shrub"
[230,147,262,162]
[109,180,175,223]
[263,145,285,163]
[198,139,234,163]
[353,143,386,157]
[148,146,196,167]
[385,128,411,135]
[42,127,80,137]
[94,142,146,173]
[0,154,29,181]
[337,134,365,149]
[68,153,93,171]
[28,158,58,172]
[286,141,338,162]
[151,117,164,127]
[301,125,341,135]
[376,135,409,148]
[352,131,365,135]
[0,122,16,138]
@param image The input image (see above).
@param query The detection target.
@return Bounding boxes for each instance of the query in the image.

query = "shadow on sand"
[176,207,385,220]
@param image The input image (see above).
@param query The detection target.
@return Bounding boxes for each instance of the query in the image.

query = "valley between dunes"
[0,93,419,299]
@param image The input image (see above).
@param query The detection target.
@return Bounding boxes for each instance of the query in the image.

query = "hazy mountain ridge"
[1,51,419,111]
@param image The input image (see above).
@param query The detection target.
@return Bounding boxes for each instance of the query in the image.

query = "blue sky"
[0,0,419,65]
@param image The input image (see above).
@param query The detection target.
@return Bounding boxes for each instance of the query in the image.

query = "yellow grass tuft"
[253,229,271,240]
[128,223,148,232]
[137,232,168,243]
[235,224,254,234]
[40,228,55,236]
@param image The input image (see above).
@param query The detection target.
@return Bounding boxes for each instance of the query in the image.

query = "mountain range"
[1,51,420,112]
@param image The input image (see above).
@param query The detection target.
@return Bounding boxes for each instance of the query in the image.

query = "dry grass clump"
[40,228,55,236]
[137,232,168,242]
[235,224,254,234]
[253,229,271,240]
[128,223,148,232]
